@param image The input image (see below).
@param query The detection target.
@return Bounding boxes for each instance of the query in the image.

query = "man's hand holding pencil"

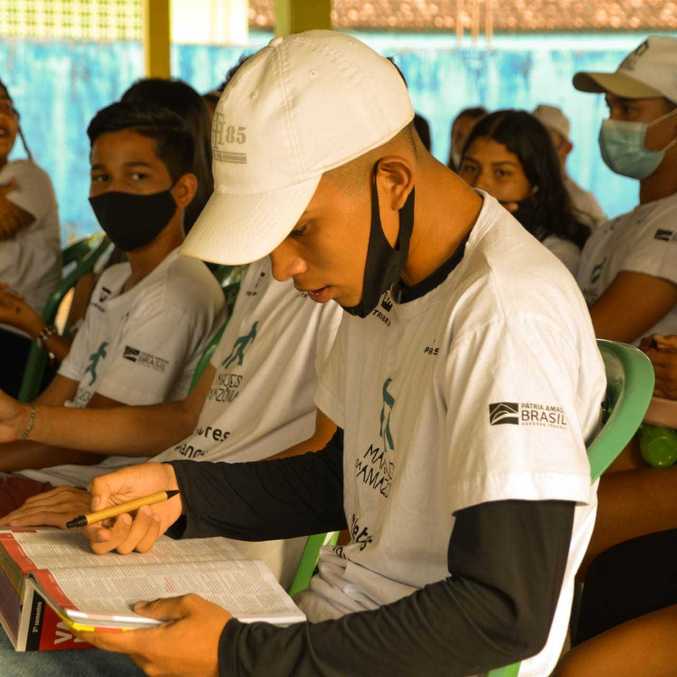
[85,463,183,555]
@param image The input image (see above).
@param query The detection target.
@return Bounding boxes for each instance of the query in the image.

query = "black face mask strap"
[369,160,414,269]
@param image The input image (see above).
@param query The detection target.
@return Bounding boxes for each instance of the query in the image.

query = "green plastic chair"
[17,237,112,403]
[61,236,98,270]
[488,339,654,677]
[288,531,340,597]
[211,264,246,316]
[189,322,227,391]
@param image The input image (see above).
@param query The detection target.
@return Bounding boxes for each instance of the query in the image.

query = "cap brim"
[181,175,321,266]
[573,71,663,99]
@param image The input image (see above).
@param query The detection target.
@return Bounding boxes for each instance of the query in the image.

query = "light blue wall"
[1,30,674,240]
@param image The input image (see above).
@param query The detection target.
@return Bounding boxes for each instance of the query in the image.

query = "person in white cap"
[38,30,604,677]
[573,36,677,344]
[533,104,607,228]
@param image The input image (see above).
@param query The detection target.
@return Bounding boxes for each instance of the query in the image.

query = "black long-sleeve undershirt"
[169,432,576,676]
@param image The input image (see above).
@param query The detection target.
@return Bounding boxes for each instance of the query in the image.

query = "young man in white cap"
[30,30,604,677]
[573,36,677,344]
[533,103,606,228]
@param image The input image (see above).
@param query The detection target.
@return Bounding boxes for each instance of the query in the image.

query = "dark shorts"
[0,474,54,518]
[0,329,32,398]
[575,528,677,644]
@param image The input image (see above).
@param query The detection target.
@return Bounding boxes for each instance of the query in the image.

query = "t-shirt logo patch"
[489,402,567,428]
[123,345,169,373]
[489,402,519,425]
[654,228,676,242]
[371,293,393,327]
[85,341,109,386]
[123,346,140,362]
[222,321,258,368]
[379,378,396,452]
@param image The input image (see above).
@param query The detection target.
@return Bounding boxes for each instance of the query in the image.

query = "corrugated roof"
[249,0,677,32]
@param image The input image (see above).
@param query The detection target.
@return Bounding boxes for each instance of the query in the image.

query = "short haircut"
[87,101,195,181]
[121,78,212,228]
[455,106,487,122]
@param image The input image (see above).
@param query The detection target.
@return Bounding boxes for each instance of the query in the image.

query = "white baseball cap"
[573,36,677,104]
[182,30,414,265]
[533,104,571,143]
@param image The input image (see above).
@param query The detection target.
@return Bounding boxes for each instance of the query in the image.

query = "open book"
[0,528,305,652]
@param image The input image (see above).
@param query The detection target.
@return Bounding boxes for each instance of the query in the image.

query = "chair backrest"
[287,531,340,597]
[475,340,654,677]
[61,236,97,271]
[588,340,655,481]
[18,237,112,402]
[189,321,227,392]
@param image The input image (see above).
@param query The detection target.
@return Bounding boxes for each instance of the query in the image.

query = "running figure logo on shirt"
[379,377,395,452]
[222,322,258,368]
[85,341,108,385]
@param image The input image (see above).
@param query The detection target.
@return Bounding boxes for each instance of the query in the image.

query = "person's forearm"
[16,400,196,456]
[42,333,72,363]
[0,440,104,473]
[170,432,346,540]
[219,499,576,676]
[221,579,522,677]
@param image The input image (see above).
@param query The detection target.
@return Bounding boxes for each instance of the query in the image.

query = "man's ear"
[375,155,414,211]
[171,173,198,208]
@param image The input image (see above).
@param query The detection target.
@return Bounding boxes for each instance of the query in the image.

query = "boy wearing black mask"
[0,102,224,513]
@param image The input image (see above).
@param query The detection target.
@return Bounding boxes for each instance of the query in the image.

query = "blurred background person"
[447,106,487,171]
[534,104,607,228]
[459,109,590,274]
[0,79,60,397]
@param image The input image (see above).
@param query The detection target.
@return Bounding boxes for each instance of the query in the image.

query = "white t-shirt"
[307,194,605,677]
[565,176,606,229]
[543,234,580,276]
[20,250,225,487]
[577,192,677,341]
[153,257,343,464]
[0,160,61,315]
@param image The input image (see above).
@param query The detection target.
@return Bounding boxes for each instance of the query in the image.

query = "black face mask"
[343,163,415,318]
[89,188,177,252]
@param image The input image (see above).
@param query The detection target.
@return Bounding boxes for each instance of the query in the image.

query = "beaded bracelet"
[36,325,56,349]
[20,405,37,440]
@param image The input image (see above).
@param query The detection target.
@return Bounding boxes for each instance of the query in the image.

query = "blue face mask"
[599,110,677,180]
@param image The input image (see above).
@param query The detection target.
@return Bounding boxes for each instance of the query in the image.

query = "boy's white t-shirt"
[0,160,61,315]
[577,192,677,340]
[20,250,225,487]
[153,256,343,465]
[307,194,605,677]
[565,176,606,229]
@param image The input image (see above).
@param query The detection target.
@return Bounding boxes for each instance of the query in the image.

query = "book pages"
[35,559,305,628]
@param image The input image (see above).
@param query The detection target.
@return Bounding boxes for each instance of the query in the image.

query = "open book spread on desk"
[0,528,305,652]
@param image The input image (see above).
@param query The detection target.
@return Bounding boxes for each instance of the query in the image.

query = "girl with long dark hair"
[459,109,590,274]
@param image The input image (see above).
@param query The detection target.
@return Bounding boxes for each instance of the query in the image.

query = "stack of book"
[0,528,305,652]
